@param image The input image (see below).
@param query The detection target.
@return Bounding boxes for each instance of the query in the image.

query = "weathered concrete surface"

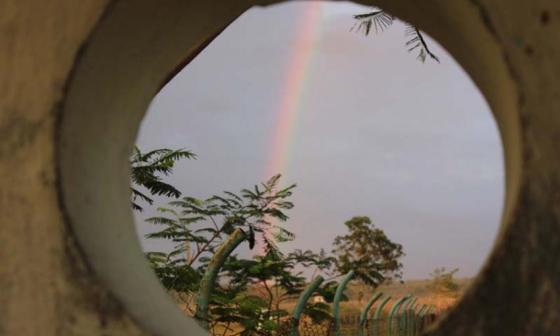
[425,1,560,335]
[0,0,147,335]
[1,0,560,335]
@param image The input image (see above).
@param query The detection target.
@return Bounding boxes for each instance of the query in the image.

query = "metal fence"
[293,313,437,336]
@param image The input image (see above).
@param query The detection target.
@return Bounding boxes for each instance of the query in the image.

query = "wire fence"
[291,313,438,336]
[208,313,438,336]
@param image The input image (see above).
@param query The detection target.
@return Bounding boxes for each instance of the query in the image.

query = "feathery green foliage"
[130,147,195,211]
[144,175,309,334]
[145,174,297,267]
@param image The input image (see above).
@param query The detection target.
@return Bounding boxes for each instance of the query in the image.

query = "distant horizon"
[134,2,504,280]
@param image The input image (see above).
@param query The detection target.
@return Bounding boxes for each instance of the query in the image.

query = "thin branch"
[262,279,274,315]
[208,214,220,231]
[187,229,223,266]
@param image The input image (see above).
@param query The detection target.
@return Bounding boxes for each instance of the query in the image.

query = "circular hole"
[58,1,520,335]
[132,2,503,334]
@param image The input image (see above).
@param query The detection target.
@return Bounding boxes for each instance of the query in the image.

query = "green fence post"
[195,228,246,329]
[399,297,415,336]
[332,271,355,336]
[359,293,383,336]
[426,306,435,324]
[372,296,391,336]
[411,303,419,335]
[417,305,428,318]
[387,295,411,336]
[398,297,413,336]
[416,304,428,334]
[404,298,417,336]
[291,276,325,336]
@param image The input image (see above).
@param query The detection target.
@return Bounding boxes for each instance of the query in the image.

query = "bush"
[428,267,459,295]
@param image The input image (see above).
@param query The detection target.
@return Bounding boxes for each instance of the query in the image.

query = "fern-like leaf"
[405,24,440,63]
[352,10,394,35]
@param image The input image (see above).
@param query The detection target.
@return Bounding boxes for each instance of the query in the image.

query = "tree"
[428,267,460,295]
[130,147,195,211]
[133,149,402,331]
[218,251,306,333]
[216,249,338,335]
[352,9,440,63]
[144,175,299,326]
[145,174,296,266]
[142,172,346,334]
[331,216,404,287]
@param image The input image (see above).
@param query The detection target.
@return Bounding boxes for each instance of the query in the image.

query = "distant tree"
[130,147,195,211]
[332,216,404,287]
[351,9,440,63]
[428,267,460,295]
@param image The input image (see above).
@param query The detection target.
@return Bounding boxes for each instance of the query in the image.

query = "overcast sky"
[134,2,504,280]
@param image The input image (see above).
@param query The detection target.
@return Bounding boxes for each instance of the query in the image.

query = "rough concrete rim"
[58,1,521,335]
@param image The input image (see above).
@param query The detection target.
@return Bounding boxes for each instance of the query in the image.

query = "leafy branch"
[130,147,196,211]
[352,9,440,63]
[405,24,440,63]
[145,174,297,270]
[351,10,394,34]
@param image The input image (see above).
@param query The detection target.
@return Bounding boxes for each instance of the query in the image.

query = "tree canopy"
[332,216,404,287]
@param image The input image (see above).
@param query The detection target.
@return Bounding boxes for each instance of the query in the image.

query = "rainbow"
[265,2,324,180]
